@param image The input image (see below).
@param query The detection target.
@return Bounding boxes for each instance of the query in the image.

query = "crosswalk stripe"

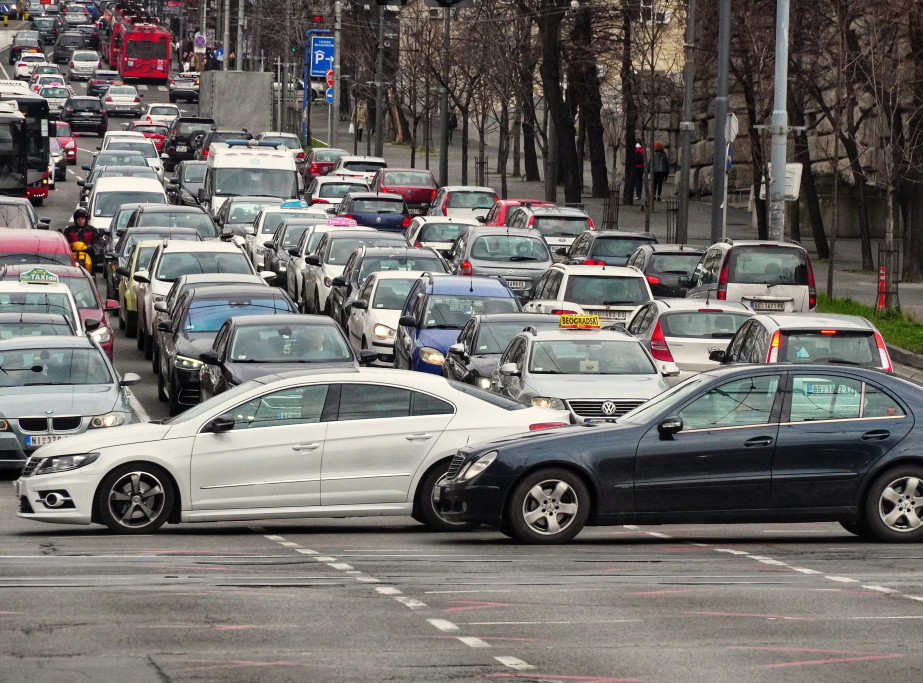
[157,85,167,91]
[138,84,148,91]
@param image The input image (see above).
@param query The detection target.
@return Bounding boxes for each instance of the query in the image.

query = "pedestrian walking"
[356,101,368,142]
[632,143,644,201]
[447,111,458,146]
[652,142,669,201]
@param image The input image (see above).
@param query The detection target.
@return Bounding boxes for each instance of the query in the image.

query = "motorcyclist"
[63,208,105,271]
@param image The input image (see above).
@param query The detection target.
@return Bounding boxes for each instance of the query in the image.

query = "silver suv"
[682,239,816,313]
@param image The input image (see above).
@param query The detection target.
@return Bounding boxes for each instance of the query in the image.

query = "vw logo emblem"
[600,401,617,416]
[375,216,382,223]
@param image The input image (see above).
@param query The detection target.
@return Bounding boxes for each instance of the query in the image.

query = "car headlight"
[373,324,395,340]
[474,376,491,390]
[64,141,75,150]
[419,346,445,366]
[458,450,498,482]
[33,452,99,475]
[89,326,111,344]
[89,411,127,428]
[531,396,567,410]
[174,354,203,370]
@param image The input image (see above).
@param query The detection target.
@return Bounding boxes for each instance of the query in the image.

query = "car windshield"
[474,320,557,354]
[93,191,165,217]
[563,275,649,306]
[0,321,72,339]
[155,251,252,281]
[280,225,309,248]
[648,253,702,275]
[593,236,655,258]
[55,122,73,136]
[532,216,591,237]
[183,298,293,333]
[134,125,167,135]
[660,311,751,339]
[447,191,495,209]
[728,246,809,285]
[417,222,466,243]
[264,136,301,151]
[0,292,75,325]
[315,149,346,162]
[58,276,99,309]
[149,106,177,116]
[422,295,518,329]
[343,161,386,173]
[350,198,405,213]
[106,140,156,158]
[260,211,319,234]
[469,235,550,262]
[40,87,69,98]
[214,169,298,199]
[328,237,406,264]
[176,121,213,135]
[372,278,415,310]
[319,182,366,199]
[225,200,281,224]
[382,171,434,187]
[357,255,446,283]
[780,331,878,366]
[229,323,351,362]
[0,347,112,386]
[134,245,157,270]
[97,167,158,181]
[122,232,196,255]
[529,339,656,375]
[182,164,206,182]
[137,211,216,238]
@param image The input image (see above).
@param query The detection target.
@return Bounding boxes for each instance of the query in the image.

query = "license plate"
[177,145,188,152]
[25,435,65,448]
[752,301,785,311]
[599,311,627,320]
[79,111,93,116]
[505,280,527,290]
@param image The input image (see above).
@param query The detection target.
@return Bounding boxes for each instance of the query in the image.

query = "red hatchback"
[0,231,75,268]
[482,199,556,227]
[127,121,168,153]
[304,147,349,180]
[0,264,119,358]
[53,120,77,164]
[369,168,439,214]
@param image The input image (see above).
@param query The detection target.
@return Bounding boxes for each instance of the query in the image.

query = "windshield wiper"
[822,358,862,365]
[508,256,540,262]
[423,324,459,330]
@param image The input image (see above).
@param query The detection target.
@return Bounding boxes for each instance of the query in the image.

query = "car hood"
[176,334,217,358]
[228,359,356,384]
[0,384,122,418]
[523,374,667,399]
[28,420,173,458]
[468,353,501,376]
[415,327,461,352]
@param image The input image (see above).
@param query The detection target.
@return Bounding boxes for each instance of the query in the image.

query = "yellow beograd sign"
[559,314,600,330]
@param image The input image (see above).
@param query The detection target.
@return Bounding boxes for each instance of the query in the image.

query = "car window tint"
[679,375,780,430]
[337,384,411,420]
[780,331,877,366]
[862,383,906,418]
[789,375,904,421]
[229,384,329,429]
[660,312,750,339]
[411,392,454,416]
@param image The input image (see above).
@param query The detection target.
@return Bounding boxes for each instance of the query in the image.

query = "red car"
[304,147,349,179]
[482,199,557,226]
[0,231,74,268]
[127,121,168,153]
[0,264,119,358]
[369,168,439,214]
[53,120,77,164]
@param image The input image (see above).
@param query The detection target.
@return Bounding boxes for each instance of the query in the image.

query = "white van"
[86,176,168,233]
[200,141,302,217]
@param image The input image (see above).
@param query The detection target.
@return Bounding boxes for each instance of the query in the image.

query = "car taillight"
[430,188,437,202]
[146,116,152,122]
[169,79,175,86]
[309,198,329,205]
[17,63,26,68]
[805,252,817,309]
[100,109,106,115]
[716,253,730,300]
[527,216,535,228]
[767,330,781,363]
[587,218,595,229]
[106,96,113,102]
[584,259,605,266]
[414,241,423,248]
[874,331,893,372]
[529,422,569,431]
[459,260,473,276]
[550,309,577,315]
[441,194,449,215]
[69,62,74,69]
[645,274,660,284]
[296,152,304,161]
[133,97,140,103]
[65,107,73,113]
[97,62,101,68]
[342,213,354,220]
[309,163,319,174]
[650,321,674,362]
[401,216,412,228]
[203,149,209,158]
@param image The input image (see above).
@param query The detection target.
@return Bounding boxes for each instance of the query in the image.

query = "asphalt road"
[5,29,923,682]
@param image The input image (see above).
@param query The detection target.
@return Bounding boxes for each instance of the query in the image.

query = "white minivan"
[86,176,168,234]
[200,141,302,217]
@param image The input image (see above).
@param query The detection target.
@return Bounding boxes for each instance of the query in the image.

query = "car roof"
[526,327,638,342]
[589,230,657,239]
[186,284,281,300]
[369,270,431,282]
[0,230,69,250]
[260,367,465,389]
[0,335,94,351]
[161,240,246,253]
[474,313,560,324]
[754,313,875,331]
[643,243,705,253]
[518,205,589,217]
[551,264,642,277]
[345,192,404,200]
[709,239,806,250]
[410,216,479,225]
[93,177,164,192]
[137,204,207,214]
[427,275,514,296]
[122,227,200,239]
[327,229,402,240]
[464,226,542,238]
[229,313,338,328]
[338,156,386,163]
[441,186,496,193]
[315,175,368,184]
[355,245,436,256]
[0,197,33,208]
[175,273,264,285]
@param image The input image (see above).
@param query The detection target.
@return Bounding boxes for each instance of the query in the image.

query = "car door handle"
[862,429,891,441]
[405,433,433,441]
[292,443,320,451]
[744,436,774,448]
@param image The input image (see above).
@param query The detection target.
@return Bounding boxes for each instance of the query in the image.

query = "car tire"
[95,463,174,534]
[136,327,145,350]
[862,466,923,542]
[151,344,159,375]
[413,461,478,531]
[117,305,125,329]
[157,368,168,402]
[839,520,866,537]
[125,310,137,337]
[143,331,152,359]
[505,468,590,544]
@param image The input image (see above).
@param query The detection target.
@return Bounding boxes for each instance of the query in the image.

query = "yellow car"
[117,239,159,338]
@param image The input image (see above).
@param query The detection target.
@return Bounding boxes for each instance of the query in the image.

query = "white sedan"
[14,54,48,80]
[142,103,181,127]
[346,271,421,364]
[14,368,569,533]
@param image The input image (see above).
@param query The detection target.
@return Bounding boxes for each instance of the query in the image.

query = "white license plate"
[752,301,785,311]
[505,280,527,290]
[79,111,94,116]
[599,311,627,320]
[177,145,188,152]
[25,435,65,448]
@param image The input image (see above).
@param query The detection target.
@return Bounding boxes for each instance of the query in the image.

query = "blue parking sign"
[309,36,335,78]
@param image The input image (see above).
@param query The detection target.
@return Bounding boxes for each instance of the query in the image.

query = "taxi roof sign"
[328,217,358,226]
[280,199,311,209]
[560,313,600,329]
[19,267,59,285]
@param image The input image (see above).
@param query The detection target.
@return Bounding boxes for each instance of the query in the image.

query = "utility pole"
[329,0,341,148]
[438,4,449,186]
[374,3,385,157]
[676,0,697,244]
[221,0,230,70]
[235,0,243,70]
[198,0,205,41]
[709,0,731,243]
[768,0,791,241]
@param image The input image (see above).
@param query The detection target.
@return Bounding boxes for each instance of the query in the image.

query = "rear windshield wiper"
[602,300,637,305]
[508,256,540,261]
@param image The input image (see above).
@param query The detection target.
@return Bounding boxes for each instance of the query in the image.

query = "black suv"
[194,129,251,161]
[87,69,121,97]
[557,230,659,267]
[624,243,705,297]
[76,24,101,50]
[31,16,60,44]
[52,31,87,64]
[162,116,216,171]
[9,34,42,65]
[61,96,107,136]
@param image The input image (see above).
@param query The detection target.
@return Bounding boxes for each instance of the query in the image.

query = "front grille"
[179,386,201,405]
[21,457,41,477]
[52,416,81,431]
[18,418,48,432]
[567,399,646,419]
[445,452,466,480]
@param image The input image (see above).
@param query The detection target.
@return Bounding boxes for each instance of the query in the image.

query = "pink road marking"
[213,625,283,631]
[631,589,709,596]
[487,674,644,682]
[657,546,710,553]
[730,646,903,668]
[138,565,230,571]
[0,612,18,615]
[695,611,813,621]
[444,601,512,612]
[811,589,886,595]
[762,654,903,668]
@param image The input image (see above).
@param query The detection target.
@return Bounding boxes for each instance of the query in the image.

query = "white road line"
[278,541,299,548]
[313,556,337,562]
[356,576,380,582]
[715,548,749,555]
[294,548,317,555]
[375,587,402,596]
[905,596,923,602]
[157,85,167,91]
[825,576,860,583]
[755,559,788,566]
[263,534,285,542]
[395,596,427,609]
[457,636,491,648]
[862,585,896,593]
[77,146,96,154]
[427,618,459,632]
[138,84,148,90]
[646,532,671,538]
[125,388,150,422]
[494,656,534,671]
[790,567,821,575]
[328,562,353,571]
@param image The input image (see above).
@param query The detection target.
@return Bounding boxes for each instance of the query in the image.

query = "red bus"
[110,23,170,83]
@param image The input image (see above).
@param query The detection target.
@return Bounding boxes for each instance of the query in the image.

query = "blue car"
[336,192,412,233]
[393,275,521,374]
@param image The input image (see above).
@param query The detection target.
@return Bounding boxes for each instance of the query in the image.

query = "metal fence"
[601,183,621,230]
[665,198,678,243]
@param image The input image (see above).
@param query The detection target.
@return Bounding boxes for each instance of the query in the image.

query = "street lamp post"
[374,2,385,157]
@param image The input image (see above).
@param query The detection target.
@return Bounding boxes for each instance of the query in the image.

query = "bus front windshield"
[214,168,298,199]
[0,121,27,195]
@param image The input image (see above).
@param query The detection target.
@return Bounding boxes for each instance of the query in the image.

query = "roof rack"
[224,140,281,148]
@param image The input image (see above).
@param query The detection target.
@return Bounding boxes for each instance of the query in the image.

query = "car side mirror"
[331,276,347,287]
[660,361,680,377]
[475,216,486,223]
[325,207,337,215]
[119,372,141,387]
[358,349,378,366]
[554,247,567,256]
[398,314,416,327]
[263,240,275,249]
[115,266,129,277]
[447,342,467,360]
[154,301,168,313]
[498,362,519,377]
[259,270,276,281]
[83,317,100,332]
[77,179,85,187]
[199,350,219,365]
[132,271,150,284]
[156,321,171,332]
[197,188,206,202]
[304,254,320,266]
[168,177,178,185]
[104,299,120,311]
[81,164,89,170]
[709,349,726,362]
[351,299,367,311]
[287,247,299,257]
[203,414,235,433]
[678,275,691,287]
[658,416,683,437]
[38,216,51,226]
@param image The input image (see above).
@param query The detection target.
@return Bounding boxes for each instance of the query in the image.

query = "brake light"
[698,309,722,312]
[820,330,837,335]
[296,152,304,161]
[97,62,101,68]
[65,107,73,113]
[146,116,152,122]
[414,241,423,248]
[202,149,209,158]
[342,213,354,220]
[584,259,606,266]
[309,163,319,174]
[874,331,892,372]
[133,97,140,103]
[401,216,412,228]
[650,321,674,362]
[645,274,660,284]
[430,188,437,203]
[69,62,74,69]
[767,330,781,362]
[527,216,535,228]
[459,260,473,276]
[805,252,816,308]
[169,79,175,86]
[587,218,595,230]
[551,309,577,315]
[440,193,449,215]
[106,96,113,102]
[716,253,730,300]
[309,198,329,205]
[379,186,390,194]
[529,422,569,431]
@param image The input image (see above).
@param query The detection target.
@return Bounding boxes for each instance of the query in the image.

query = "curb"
[886,343,923,373]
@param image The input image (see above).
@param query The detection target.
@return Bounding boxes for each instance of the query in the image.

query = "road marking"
[157,85,167,91]
[790,567,821,575]
[494,656,535,671]
[862,585,896,593]
[825,576,860,583]
[125,388,150,422]
[138,84,148,90]
[427,618,459,632]
[457,636,491,648]
[328,562,353,571]
[78,146,97,154]
[313,556,337,562]
[395,596,427,609]
[294,548,317,555]
[375,587,402,595]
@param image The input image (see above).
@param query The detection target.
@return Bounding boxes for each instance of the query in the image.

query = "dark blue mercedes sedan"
[437,364,923,544]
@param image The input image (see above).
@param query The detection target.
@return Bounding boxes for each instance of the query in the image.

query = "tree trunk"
[497,99,510,199]
[620,0,637,206]
[460,103,470,185]
[512,106,521,178]
[518,64,540,181]
[840,135,874,270]
[788,86,829,258]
